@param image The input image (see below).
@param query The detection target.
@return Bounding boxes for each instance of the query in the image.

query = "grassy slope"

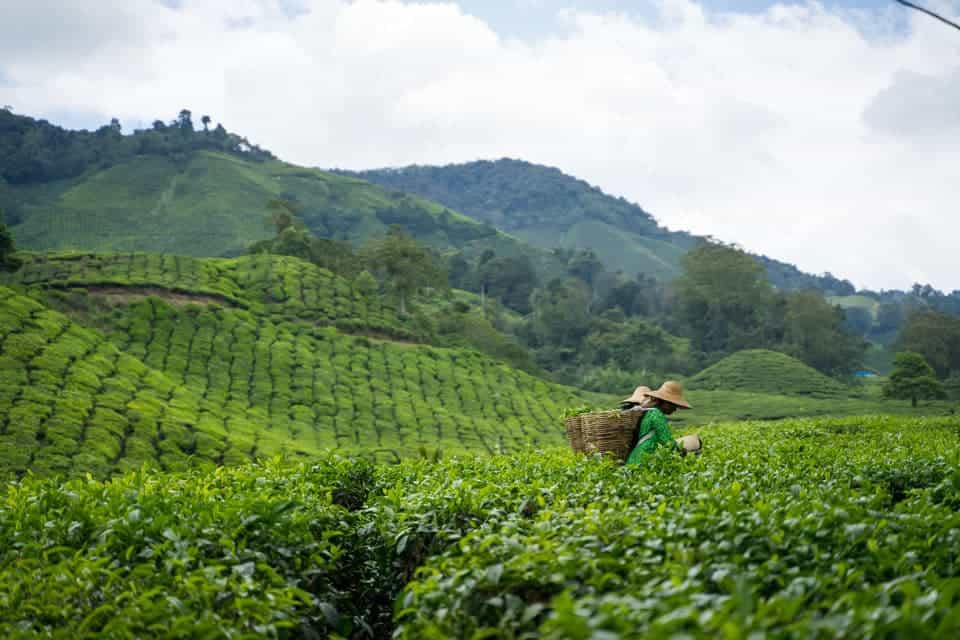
[829,294,880,319]
[513,219,688,280]
[10,151,563,276]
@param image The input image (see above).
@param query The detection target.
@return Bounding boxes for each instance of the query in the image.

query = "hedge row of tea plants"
[102,297,578,458]
[4,252,419,339]
[1,415,958,638]
[0,287,588,478]
[0,287,270,478]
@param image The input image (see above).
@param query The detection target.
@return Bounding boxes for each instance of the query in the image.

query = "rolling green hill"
[343,160,859,294]
[687,349,849,397]
[340,159,695,280]
[6,149,563,278]
[0,257,595,479]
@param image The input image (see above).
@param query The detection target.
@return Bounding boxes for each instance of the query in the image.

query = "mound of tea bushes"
[1,415,959,638]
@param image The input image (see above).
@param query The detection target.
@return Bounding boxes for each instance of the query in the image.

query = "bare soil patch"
[86,286,234,308]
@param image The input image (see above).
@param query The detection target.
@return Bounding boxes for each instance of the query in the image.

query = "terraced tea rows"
[0,287,585,477]
[0,287,265,478]
[107,297,574,457]
[6,252,420,339]
[2,416,959,638]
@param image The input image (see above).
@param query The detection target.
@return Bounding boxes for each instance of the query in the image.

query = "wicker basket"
[581,410,639,462]
[564,415,585,453]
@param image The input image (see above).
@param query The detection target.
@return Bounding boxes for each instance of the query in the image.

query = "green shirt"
[625,408,676,465]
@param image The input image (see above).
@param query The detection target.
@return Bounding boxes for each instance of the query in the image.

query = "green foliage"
[340,159,697,280]
[3,126,562,281]
[362,227,448,314]
[0,286,264,478]
[0,108,272,186]
[688,349,849,397]
[346,160,862,296]
[0,284,590,478]
[883,352,947,407]
[896,310,960,378]
[558,405,597,419]
[675,242,775,354]
[0,221,21,272]
[3,416,960,637]
[783,290,866,376]
[530,278,593,348]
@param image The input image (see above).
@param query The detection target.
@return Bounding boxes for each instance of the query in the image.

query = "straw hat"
[622,385,651,404]
[647,380,692,410]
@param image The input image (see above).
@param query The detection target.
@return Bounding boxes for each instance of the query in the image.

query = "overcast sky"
[2,0,959,292]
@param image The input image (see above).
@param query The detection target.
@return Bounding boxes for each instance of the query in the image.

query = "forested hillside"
[342,159,862,294]
[0,110,562,279]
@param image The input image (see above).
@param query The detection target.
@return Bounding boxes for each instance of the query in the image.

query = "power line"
[894,0,960,32]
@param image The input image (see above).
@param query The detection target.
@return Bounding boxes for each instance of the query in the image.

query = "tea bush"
[1,415,958,638]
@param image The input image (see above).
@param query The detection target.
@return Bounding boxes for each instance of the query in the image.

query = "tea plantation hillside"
[5,252,423,340]
[6,150,563,276]
[2,415,959,638]
[0,285,590,478]
[0,287,269,478]
[98,297,578,458]
[688,349,849,397]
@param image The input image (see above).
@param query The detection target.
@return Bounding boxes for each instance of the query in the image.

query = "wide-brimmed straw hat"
[647,380,692,410]
[622,385,651,404]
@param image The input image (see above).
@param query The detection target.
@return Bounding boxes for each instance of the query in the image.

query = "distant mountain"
[0,110,562,277]
[340,159,858,294]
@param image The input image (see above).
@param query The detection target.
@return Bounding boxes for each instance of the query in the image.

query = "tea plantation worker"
[625,380,695,465]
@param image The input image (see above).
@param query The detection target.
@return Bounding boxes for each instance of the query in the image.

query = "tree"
[177,109,194,131]
[884,352,946,407]
[673,242,774,354]
[0,221,22,272]
[530,278,592,348]
[362,227,447,314]
[842,306,873,336]
[264,198,303,235]
[353,270,378,296]
[783,290,865,376]
[475,254,538,313]
[896,310,960,378]
[201,115,211,132]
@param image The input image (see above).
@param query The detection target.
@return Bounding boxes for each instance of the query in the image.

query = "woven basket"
[564,415,585,453]
[581,410,639,462]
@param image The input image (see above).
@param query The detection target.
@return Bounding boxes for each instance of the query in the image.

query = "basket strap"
[635,429,656,448]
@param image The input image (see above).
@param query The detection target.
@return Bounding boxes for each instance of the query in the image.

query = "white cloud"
[1,0,959,291]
